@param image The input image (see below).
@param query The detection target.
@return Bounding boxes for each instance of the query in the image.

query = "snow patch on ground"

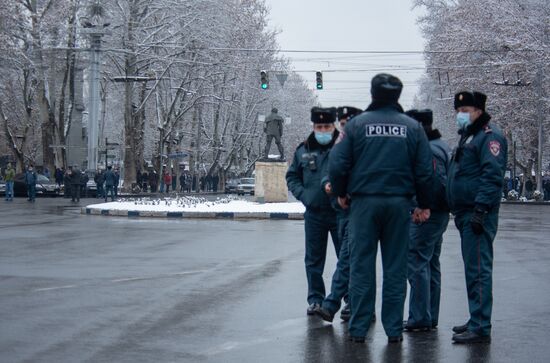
[87,199,305,214]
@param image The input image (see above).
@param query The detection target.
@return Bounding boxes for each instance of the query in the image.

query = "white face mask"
[456,112,470,129]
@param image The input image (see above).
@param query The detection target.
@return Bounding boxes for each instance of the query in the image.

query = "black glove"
[470,207,487,235]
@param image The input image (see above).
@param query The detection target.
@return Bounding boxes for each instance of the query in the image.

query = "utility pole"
[82,1,109,171]
[535,66,545,192]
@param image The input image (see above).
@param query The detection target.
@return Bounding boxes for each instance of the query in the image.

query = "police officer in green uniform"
[329,74,434,343]
[404,109,451,332]
[286,107,341,315]
[314,106,362,323]
[448,91,507,344]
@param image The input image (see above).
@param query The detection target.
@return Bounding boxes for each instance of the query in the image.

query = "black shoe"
[348,336,365,343]
[452,331,491,344]
[452,323,469,334]
[403,321,431,332]
[307,303,321,316]
[314,306,334,323]
[388,335,403,343]
[431,322,438,330]
[340,303,351,321]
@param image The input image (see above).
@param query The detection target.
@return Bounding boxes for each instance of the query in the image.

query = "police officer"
[403,109,451,332]
[263,107,285,160]
[314,106,363,323]
[448,91,507,344]
[329,73,434,343]
[286,107,341,315]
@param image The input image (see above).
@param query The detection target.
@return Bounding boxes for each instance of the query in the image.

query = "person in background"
[171,169,177,192]
[114,168,120,198]
[141,170,148,192]
[163,170,172,193]
[95,169,105,199]
[25,165,37,202]
[4,163,15,201]
[70,165,82,203]
[104,165,116,202]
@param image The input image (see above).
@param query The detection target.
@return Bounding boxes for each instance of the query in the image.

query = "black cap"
[271,107,278,113]
[405,109,433,126]
[454,91,487,111]
[371,73,403,102]
[337,106,362,120]
[311,107,337,124]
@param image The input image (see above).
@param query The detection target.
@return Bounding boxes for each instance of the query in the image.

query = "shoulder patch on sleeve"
[489,140,501,156]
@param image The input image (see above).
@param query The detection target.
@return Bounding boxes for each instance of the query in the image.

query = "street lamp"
[80,1,110,171]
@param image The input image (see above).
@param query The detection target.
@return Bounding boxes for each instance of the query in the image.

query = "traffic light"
[316,71,323,90]
[260,70,269,89]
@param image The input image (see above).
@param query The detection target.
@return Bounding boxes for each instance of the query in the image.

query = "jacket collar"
[365,100,404,113]
[459,112,491,137]
[426,129,442,141]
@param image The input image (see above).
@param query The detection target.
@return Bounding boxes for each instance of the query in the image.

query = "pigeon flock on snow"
[114,195,239,209]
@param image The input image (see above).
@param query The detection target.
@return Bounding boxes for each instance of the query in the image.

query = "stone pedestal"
[255,161,288,203]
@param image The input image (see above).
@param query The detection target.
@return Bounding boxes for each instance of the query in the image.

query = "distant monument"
[263,108,285,161]
[256,107,288,203]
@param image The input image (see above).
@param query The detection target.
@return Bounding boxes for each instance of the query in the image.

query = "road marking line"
[34,285,77,292]
[111,269,211,283]
[235,264,264,269]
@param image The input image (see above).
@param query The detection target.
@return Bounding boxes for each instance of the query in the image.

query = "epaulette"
[483,125,492,134]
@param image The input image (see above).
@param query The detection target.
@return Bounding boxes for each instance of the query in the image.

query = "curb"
[82,207,304,220]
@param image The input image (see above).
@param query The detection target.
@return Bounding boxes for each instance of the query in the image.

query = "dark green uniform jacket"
[447,113,507,212]
[328,103,433,209]
[286,130,340,210]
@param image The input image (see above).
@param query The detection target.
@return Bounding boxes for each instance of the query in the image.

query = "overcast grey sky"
[264,0,427,109]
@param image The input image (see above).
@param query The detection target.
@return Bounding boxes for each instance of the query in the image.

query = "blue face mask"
[456,112,470,129]
[314,131,333,145]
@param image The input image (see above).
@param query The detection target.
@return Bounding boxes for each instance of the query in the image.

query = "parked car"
[0,176,5,195]
[237,177,255,196]
[13,173,60,197]
[224,179,240,194]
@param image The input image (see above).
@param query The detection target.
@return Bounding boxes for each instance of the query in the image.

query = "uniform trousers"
[407,211,449,327]
[454,209,498,336]
[322,213,350,314]
[304,208,340,305]
[348,196,410,338]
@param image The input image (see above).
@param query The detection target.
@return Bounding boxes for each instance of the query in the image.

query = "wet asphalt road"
[0,198,549,363]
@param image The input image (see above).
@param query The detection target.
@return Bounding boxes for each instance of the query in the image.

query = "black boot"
[452,331,491,344]
[452,322,469,334]
[314,306,334,323]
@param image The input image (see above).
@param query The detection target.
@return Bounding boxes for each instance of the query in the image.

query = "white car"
[237,177,255,196]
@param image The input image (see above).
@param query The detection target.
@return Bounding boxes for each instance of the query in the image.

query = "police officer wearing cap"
[329,73,434,343]
[403,109,451,332]
[314,106,363,323]
[286,107,341,315]
[448,91,507,344]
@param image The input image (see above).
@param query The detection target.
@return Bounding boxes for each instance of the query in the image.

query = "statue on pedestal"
[263,108,285,161]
